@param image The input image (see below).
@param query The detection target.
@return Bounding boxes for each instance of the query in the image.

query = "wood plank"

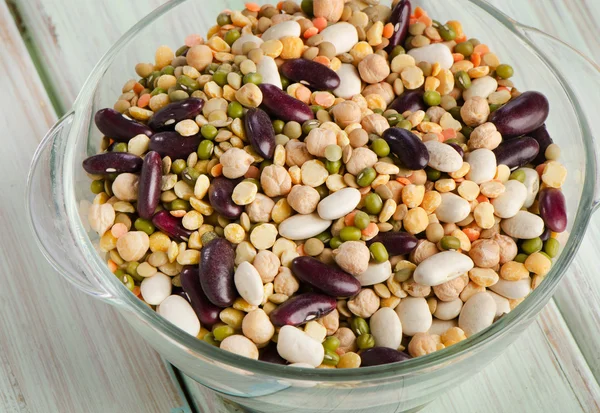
[0,3,184,412]
[9,0,600,411]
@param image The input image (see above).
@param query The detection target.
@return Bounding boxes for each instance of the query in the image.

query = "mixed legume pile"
[83,0,569,368]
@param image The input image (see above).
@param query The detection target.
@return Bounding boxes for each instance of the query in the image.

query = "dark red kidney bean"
[366,231,418,256]
[82,152,143,175]
[389,88,426,114]
[259,344,287,365]
[208,176,244,219]
[493,136,540,169]
[538,188,567,233]
[382,127,429,170]
[148,98,204,131]
[489,91,549,138]
[149,131,201,160]
[199,238,236,308]
[279,59,341,91]
[137,151,162,219]
[245,108,276,159]
[540,227,551,242]
[180,266,221,327]
[360,347,411,367]
[530,125,554,165]
[152,210,193,241]
[269,293,337,327]
[385,0,412,53]
[447,142,464,158]
[94,108,153,142]
[291,257,361,298]
[258,83,314,123]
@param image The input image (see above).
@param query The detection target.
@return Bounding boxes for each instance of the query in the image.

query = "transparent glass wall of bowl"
[61,0,588,412]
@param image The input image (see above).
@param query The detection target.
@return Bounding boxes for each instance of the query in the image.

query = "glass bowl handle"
[27,112,117,304]
[513,23,600,211]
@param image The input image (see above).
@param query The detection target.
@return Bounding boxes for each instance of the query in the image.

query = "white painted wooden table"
[1,0,600,412]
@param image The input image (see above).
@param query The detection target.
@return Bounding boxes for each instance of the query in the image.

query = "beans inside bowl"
[83,0,568,369]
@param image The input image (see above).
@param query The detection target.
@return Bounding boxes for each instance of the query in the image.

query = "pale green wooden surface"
[2,0,600,412]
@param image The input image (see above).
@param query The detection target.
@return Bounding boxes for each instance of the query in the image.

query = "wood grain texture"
[5,0,600,412]
[0,2,183,412]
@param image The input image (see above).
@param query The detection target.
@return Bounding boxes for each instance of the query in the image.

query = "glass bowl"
[26,0,600,411]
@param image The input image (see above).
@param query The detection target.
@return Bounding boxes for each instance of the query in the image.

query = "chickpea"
[425,106,447,124]
[362,83,395,105]
[260,164,292,197]
[348,128,369,148]
[313,0,344,22]
[408,332,437,357]
[360,113,389,136]
[333,241,370,275]
[410,239,439,264]
[112,173,139,201]
[347,288,380,318]
[246,193,275,223]
[468,239,500,268]
[492,234,518,264]
[220,148,254,179]
[287,185,320,215]
[468,122,502,150]
[242,309,274,344]
[253,250,280,283]
[345,147,378,175]
[332,101,362,128]
[116,231,150,262]
[274,267,300,296]
[285,139,312,167]
[402,278,432,297]
[220,335,259,359]
[460,96,490,127]
[333,327,357,353]
[235,83,263,108]
[433,276,468,302]
[358,54,391,84]
[317,309,340,335]
[305,128,337,157]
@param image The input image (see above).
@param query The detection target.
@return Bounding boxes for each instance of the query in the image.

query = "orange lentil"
[132,286,141,297]
[185,34,204,47]
[463,228,480,242]
[454,177,465,183]
[220,24,236,31]
[245,2,260,12]
[111,223,128,238]
[396,177,412,185]
[551,231,560,239]
[414,6,426,18]
[358,186,372,195]
[470,52,481,67]
[417,15,433,27]
[473,44,490,55]
[441,129,457,141]
[295,85,312,103]
[137,93,151,108]
[476,195,489,203]
[304,27,319,38]
[133,82,144,94]
[409,17,418,25]
[244,165,260,179]
[211,163,223,177]
[452,53,465,62]
[362,222,379,238]
[313,55,331,67]
[454,35,467,43]
[536,163,546,176]
[497,86,510,92]
[344,211,358,226]
[335,347,345,356]
[313,17,328,31]
[277,1,284,10]
[382,23,394,39]
[313,91,335,107]
[107,260,118,273]
[296,244,306,256]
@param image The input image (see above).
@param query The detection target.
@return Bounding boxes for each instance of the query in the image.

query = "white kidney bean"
[458,292,497,337]
[424,140,463,172]
[231,34,264,55]
[488,291,511,318]
[277,325,324,367]
[407,43,453,70]
[261,20,301,42]
[220,335,259,360]
[489,277,532,299]
[140,272,172,305]
[354,260,392,286]
[500,211,545,239]
[157,295,201,336]
[289,363,315,368]
[257,55,282,89]
[465,149,496,184]
[491,180,527,218]
[320,22,359,54]
[234,261,264,306]
[88,203,115,236]
[317,187,361,220]
[435,192,471,223]
[278,213,332,240]
[428,318,458,336]
[413,250,474,286]
[333,63,362,99]
[463,76,498,100]
[519,167,540,208]
[433,298,463,321]
[395,297,432,336]
[370,307,402,349]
